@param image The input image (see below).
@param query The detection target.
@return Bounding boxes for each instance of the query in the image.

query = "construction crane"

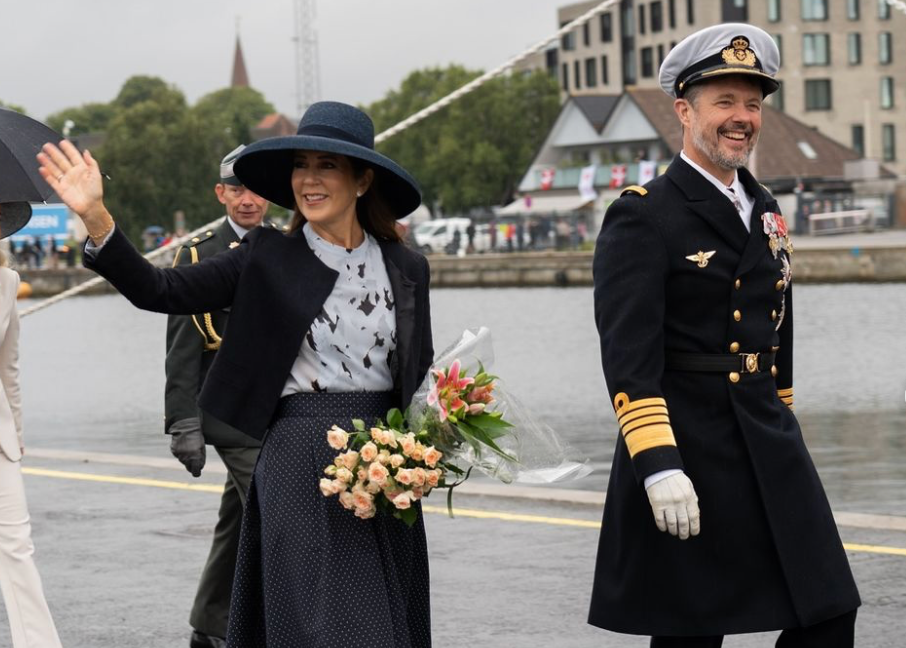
[293,0,321,117]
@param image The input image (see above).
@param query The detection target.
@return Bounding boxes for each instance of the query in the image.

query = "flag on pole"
[540,168,555,191]
[638,160,657,185]
[609,164,627,189]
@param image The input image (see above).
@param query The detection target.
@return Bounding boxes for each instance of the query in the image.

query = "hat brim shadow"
[686,67,780,96]
[234,135,422,218]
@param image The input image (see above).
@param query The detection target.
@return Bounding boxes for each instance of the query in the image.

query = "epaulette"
[172,230,215,266]
[620,185,648,197]
[188,230,217,247]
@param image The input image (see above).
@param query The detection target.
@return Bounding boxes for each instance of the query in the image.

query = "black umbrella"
[0,107,61,203]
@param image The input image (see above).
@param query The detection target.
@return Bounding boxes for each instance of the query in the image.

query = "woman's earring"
[356,190,363,198]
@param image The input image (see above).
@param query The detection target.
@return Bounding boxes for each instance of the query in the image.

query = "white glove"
[645,472,701,540]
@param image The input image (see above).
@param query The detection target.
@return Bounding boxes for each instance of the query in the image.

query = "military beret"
[220,144,246,186]
[659,23,780,98]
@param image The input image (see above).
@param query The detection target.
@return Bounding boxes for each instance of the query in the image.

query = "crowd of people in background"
[7,235,77,269]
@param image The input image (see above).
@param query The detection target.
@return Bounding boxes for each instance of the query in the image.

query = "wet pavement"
[3,451,905,648]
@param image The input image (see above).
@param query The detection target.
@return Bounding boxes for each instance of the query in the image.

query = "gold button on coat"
[735,279,741,290]
[730,341,740,353]
[733,310,742,321]
[775,279,784,291]
[729,372,740,383]
[771,310,778,321]
[771,365,778,377]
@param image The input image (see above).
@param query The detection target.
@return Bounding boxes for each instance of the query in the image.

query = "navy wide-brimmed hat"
[0,202,32,239]
[234,102,421,218]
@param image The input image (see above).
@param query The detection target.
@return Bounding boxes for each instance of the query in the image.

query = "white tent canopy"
[497,194,591,216]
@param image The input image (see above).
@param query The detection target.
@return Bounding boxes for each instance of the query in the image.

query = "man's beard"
[690,119,756,170]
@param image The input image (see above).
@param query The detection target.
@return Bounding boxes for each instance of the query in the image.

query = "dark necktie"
[727,186,742,213]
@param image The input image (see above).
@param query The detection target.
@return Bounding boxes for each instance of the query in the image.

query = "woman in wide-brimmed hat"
[0,202,64,648]
[39,101,434,648]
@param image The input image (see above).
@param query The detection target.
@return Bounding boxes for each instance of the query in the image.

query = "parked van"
[412,218,472,254]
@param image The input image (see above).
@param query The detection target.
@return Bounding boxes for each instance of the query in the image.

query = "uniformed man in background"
[166,145,269,648]
[589,24,860,647]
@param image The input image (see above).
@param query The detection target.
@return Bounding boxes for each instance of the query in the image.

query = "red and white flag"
[540,168,555,191]
[609,164,627,189]
[638,160,657,185]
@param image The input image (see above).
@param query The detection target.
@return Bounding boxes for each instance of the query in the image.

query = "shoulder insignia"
[191,237,201,243]
[205,230,213,236]
[621,185,648,197]
[229,241,240,249]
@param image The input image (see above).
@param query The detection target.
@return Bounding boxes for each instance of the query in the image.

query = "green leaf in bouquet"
[441,461,465,476]
[351,419,366,432]
[395,506,419,528]
[457,419,517,463]
[387,408,404,430]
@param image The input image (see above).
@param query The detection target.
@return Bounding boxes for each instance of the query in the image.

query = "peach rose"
[340,451,359,471]
[339,491,355,510]
[395,468,413,485]
[381,429,398,448]
[400,433,416,456]
[357,467,368,482]
[392,492,413,510]
[365,481,382,495]
[410,443,426,462]
[370,427,384,442]
[390,454,406,469]
[319,478,335,497]
[331,479,347,494]
[327,425,349,450]
[378,449,391,465]
[355,505,376,519]
[411,486,425,500]
[426,469,441,488]
[368,462,390,487]
[323,465,338,476]
[411,467,427,487]
[335,467,353,484]
[353,489,374,510]
[360,442,378,463]
[423,446,443,468]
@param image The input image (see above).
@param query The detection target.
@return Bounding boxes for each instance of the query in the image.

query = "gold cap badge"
[722,36,757,67]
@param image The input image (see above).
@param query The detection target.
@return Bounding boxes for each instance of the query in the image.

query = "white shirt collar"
[226,216,251,239]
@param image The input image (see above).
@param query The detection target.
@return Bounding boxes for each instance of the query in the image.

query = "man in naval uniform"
[589,24,860,647]
[165,145,270,648]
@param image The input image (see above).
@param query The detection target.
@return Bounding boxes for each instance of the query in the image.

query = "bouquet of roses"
[320,328,590,526]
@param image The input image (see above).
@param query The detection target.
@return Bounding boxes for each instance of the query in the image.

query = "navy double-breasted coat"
[589,156,860,636]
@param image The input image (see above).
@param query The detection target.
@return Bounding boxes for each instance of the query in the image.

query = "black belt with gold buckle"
[665,351,776,374]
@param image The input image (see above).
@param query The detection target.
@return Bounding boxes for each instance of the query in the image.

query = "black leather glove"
[169,417,206,477]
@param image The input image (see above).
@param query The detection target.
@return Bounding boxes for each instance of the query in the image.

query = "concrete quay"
[6,447,906,648]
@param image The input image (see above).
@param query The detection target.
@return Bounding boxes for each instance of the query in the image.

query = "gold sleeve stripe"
[777,387,794,398]
[613,393,676,457]
[618,405,669,426]
[624,425,677,458]
[622,414,671,434]
[613,394,667,416]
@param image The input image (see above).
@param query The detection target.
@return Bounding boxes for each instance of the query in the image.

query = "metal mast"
[293,0,321,117]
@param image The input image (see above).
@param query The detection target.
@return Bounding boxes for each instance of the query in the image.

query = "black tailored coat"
[589,156,860,636]
[164,217,260,447]
[86,225,434,440]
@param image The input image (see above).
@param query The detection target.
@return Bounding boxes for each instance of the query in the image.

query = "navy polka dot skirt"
[226,391,432,647]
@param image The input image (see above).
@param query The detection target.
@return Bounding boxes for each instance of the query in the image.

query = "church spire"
[231,33,250,88]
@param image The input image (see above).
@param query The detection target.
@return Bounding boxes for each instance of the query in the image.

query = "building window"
[772,34,783,66]
[586,58,598,88]
[668,0,677,27]
[583,22,591,47]
[768,0,781,21]
[622,5,635,37]
[881,77,894,109]
[651,1,664,31]
[658,43,666,68]
[771,84,784,111]
[561,22,576,51]
[803,34,831,65]
[801,0,828,20]
[623,51,637,86]
[848,33,862,64]
[641,47,655,78]
[879,0,891,19]
[847,0,860,19]
[602,55,609,85]
[879,32,892,64]
[687,0,695,24]
[805,79,832,110]
[639,4,647,34]
[562,63,569,91]
[574,60,581,90]
[852,125,865,157]
[600,13,613,42]
[882,124,896,161]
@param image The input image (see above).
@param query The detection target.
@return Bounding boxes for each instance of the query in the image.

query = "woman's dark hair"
[287,156,401,241]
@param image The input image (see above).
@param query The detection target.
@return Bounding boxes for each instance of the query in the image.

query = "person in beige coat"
[0,201,62,648]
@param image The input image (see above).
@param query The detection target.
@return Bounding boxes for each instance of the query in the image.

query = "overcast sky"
[2,0,564,122]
